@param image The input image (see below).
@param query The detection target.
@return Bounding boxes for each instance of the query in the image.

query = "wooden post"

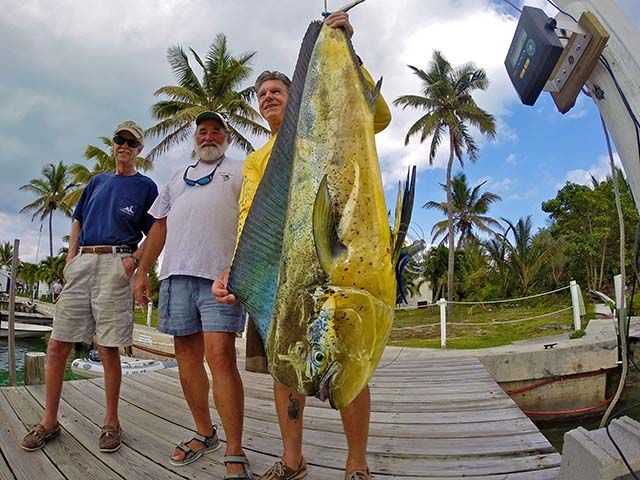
[613,274,625,310]
[438,298,447,349]
[146,301,153,327]
[24,352,46,385]
[570,280,582,331]
[8,239,19,386]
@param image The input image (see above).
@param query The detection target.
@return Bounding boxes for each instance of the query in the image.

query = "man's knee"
[174,333,204,364]
[47,339,73,363]
[204,333,237,372]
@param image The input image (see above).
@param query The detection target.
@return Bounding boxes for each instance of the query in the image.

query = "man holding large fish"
[215,8,414,480]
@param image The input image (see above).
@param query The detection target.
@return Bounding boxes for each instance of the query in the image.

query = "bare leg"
[172,333,214,462]
[204,332,245,475]
[97,345,122,428]
[340,386,371,473]
[274,382,306,469]
[41,339,73,429]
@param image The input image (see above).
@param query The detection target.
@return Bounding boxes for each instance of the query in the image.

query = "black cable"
[546,0,578,23]
[606,425,640,480]
[500,0,522,14]
[598,93,640,480]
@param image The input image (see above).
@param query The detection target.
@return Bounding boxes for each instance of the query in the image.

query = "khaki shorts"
[52,253,133,347]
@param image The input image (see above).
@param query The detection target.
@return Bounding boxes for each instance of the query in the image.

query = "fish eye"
[313,351,325,364]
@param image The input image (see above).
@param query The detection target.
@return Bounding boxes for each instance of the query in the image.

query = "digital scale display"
[505,6,564,106]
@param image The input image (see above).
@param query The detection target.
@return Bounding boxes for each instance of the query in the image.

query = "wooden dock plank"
[96,373,560,477]
[25,384,186,480]
[62,380,348,480]
[124,372,554,456]
[0,390,64,480]
[2,387,119,480]
[0,453,13,480]
[0,350,561,478]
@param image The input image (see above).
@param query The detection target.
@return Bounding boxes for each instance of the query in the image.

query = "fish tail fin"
[366,77,383,112]
[391,165,417,264]
[395,253,411,304]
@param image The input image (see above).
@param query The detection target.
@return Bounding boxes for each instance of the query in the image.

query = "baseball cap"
[195,111,229,130]
[114,120,145,146]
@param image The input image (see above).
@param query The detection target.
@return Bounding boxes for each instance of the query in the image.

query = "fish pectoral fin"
[313,175,347,276]
[366,77,383,112]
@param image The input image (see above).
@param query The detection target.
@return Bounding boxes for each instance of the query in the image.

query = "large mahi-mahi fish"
[230,20,415,409]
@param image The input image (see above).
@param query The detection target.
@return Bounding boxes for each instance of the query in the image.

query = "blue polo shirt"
[73,172,158,249]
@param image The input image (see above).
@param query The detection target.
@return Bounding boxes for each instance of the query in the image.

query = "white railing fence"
[397,281,585,349]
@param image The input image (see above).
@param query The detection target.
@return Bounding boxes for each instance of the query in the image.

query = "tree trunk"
[598,237,607,290]
[446,133,455,316]
[48,210,53,258]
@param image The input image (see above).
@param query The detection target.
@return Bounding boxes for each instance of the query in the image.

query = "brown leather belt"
[79,246,133,255]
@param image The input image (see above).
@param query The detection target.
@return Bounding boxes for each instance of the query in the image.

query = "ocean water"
[0,338,82,385]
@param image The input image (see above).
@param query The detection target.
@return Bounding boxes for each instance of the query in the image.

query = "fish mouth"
[317,361,341,406]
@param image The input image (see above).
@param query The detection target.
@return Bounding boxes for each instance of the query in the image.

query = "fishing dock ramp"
[0,347,561,479]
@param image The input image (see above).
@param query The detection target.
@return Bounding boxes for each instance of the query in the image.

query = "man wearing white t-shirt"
[133,111,253,479]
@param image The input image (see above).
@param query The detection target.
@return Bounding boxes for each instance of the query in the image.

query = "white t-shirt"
[148,156,243,281]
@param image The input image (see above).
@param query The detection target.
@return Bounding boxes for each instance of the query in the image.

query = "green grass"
[134,306,159,328]
[390,297,595,349]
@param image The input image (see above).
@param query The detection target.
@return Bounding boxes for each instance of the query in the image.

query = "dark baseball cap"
[195,111,229,130]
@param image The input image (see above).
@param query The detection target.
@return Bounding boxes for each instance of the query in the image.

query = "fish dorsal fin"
[367,77,383,112]
[313,175,347,276]
[391,166,417,263]
[228,21,323,342]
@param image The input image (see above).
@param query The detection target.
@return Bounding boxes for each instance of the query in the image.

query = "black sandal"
[223,453,255,480]
[169,428,221,466]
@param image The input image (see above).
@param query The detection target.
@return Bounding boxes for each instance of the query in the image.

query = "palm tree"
[0,242,13,268]
[501,216,548,296]
[484,236,511,297]
[146,34,269,161]
[425,173,502,250]
[17,261,39,298]
[38,255,66,301]
[65,137,153,206]
[394,51,496,306]
[20,162,74,258]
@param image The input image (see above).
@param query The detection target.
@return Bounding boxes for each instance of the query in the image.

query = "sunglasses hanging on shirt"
[183,157,225,187]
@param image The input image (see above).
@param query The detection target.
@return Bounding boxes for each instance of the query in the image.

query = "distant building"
[0,268,10,293]
[406,281,433,307]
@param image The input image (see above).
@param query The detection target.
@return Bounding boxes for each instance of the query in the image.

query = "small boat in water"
[0,321,52,339]
[71,350,176,378]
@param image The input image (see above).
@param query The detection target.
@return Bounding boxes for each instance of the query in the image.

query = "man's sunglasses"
[113,135,141,149]
[183,157,225,187]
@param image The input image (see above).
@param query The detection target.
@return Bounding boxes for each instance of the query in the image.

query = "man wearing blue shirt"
[21,120,158,454]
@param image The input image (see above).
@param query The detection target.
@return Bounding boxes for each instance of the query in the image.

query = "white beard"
[196,137,229,163]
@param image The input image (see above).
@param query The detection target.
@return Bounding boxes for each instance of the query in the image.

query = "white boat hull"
[71,356,174,378]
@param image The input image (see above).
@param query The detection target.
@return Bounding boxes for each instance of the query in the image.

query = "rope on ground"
[446,306,573,326]
[392,323,439,332]
[447,285,571,305]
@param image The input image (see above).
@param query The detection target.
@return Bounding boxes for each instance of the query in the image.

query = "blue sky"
[1,0,638,260]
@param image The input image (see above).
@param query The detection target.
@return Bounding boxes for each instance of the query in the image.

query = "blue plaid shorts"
[158,275,245,336]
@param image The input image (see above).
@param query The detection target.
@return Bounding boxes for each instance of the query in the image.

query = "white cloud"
[562,152,623,188]
[370,2,521,184]
[506,153,518,165]
[1,0,529,248]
